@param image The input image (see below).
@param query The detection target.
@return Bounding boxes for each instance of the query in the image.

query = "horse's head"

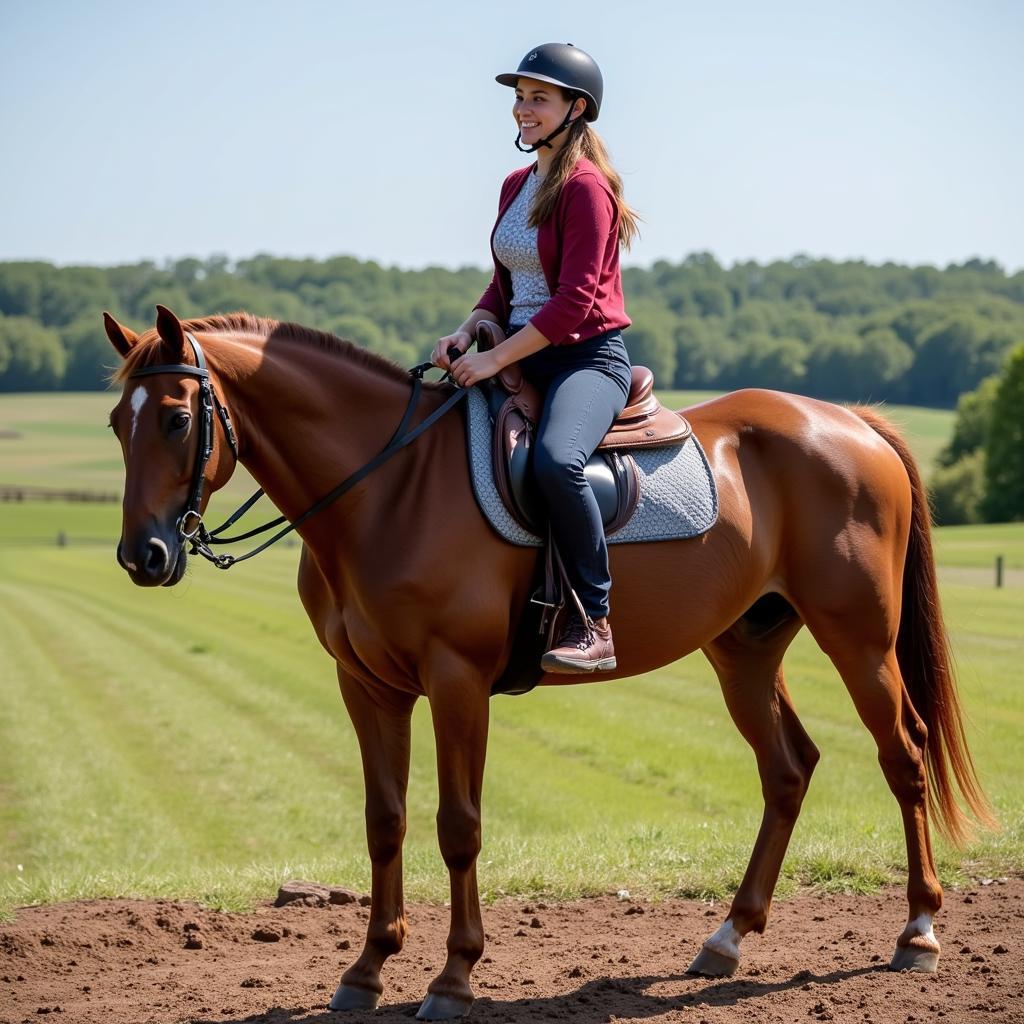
[105,305,236,587]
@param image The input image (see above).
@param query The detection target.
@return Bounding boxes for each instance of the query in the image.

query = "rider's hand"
[449,349,503,388]
[431,330,473,371]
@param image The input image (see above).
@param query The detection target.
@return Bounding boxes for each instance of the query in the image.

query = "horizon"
[2,250,1019,277]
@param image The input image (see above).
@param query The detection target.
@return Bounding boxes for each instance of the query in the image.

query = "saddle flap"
[492,398,545,528]
[473,329,679,528]
[490,393,639,538]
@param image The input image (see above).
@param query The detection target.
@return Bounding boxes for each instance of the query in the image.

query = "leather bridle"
[127,333,467,570]
[127,332,238,550]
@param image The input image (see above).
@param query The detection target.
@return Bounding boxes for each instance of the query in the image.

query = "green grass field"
[1,392,1019,920]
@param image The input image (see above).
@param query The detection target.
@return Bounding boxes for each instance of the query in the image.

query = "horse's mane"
[114,312,417,385]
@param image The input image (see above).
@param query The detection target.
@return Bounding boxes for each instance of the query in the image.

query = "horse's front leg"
[417,670,490,1021]
[330,669,415,1011]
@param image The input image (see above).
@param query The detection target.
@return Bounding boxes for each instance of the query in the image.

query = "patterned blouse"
[492,166,550,327]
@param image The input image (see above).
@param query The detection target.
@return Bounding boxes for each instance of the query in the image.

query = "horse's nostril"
[144,538,169,576]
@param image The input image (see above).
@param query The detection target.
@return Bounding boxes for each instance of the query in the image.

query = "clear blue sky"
[1,0,1021,271]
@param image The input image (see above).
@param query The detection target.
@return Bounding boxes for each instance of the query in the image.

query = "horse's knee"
[366,808,406,864]
[436,805,481,872]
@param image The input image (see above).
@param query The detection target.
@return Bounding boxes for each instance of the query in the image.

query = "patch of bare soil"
[1,879,1021,1023]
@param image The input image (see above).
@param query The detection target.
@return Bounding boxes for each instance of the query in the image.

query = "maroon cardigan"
[474,157,631,346]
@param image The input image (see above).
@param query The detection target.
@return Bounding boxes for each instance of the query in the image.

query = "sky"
[1,0,1021,272]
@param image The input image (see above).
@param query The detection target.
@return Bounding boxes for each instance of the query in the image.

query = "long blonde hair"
[528,110,640,250]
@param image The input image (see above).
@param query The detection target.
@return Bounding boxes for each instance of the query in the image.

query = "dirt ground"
[1,879,1021,1024]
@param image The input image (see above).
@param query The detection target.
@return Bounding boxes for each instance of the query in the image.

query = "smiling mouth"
[520,121,539,129]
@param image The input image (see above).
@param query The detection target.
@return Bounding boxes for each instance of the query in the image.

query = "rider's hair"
[528,99,640,250]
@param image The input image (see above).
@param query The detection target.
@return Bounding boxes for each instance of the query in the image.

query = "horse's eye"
[169,412,190,433]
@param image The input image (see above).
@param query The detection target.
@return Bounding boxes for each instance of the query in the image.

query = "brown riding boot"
[541,614,617,674]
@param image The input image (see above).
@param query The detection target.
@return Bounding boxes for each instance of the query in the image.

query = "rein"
[127,332,467,569]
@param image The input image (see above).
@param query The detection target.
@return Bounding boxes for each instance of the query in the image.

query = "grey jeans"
[515,328,632,620]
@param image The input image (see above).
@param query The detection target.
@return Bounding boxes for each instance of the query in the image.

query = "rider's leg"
[532,366,627,670]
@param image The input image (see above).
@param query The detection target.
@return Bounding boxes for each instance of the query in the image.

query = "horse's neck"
[213,331,421,533]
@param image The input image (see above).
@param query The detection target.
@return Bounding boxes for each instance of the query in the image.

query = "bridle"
[127,332,238,550]
[127,332,467,570]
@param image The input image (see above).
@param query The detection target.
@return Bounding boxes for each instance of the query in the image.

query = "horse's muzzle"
[117,535,187,587]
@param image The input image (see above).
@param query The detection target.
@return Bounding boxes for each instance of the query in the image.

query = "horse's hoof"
[889,945,939,973]
[686,945,739,977]
[416,993,473,1020]
[329,982,382,1011]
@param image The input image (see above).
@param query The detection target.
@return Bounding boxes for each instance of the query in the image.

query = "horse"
[103,305,993,1020]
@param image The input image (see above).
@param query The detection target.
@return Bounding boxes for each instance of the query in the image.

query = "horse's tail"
[851,405,996,845]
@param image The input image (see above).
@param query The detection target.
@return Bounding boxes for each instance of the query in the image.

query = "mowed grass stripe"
[0,579,291,859]
[0,572,374,848]
[0,586,193,866]
[0,579,363,859]
[0,549,448,857]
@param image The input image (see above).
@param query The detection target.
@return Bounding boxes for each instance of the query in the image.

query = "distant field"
[2,391,1019,920]
[0,392,262,500]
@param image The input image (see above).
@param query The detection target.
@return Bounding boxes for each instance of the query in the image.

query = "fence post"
[995,555,1004,589]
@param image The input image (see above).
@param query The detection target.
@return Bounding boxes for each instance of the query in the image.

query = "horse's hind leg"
[807,622,943,973]
[330,670,416,1011]
[689,611,819,976]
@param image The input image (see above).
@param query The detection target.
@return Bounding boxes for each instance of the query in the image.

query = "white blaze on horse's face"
[129,384,148,450]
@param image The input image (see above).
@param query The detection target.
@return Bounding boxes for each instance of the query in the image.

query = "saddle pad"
[464,386,718,547]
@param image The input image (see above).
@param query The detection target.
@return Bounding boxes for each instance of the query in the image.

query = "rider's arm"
[491,321,551,369]
[457,307,498,338]
[530,173,615,346]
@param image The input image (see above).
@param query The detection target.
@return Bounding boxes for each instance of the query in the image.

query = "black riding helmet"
[496,43,603,153]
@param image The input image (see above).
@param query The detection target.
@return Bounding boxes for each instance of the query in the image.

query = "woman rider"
[432,42,640,674]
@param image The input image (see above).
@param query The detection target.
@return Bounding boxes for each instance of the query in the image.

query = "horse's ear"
[154,304,187,360]
[103,311,139,358]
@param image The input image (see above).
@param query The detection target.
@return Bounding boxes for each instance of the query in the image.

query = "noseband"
[127,333,467,569]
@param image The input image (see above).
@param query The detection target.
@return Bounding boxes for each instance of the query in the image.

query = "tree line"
[1,253,1023,408]
[930,342,1024,523]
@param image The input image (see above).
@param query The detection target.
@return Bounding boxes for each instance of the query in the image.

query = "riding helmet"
[496,43,603,122]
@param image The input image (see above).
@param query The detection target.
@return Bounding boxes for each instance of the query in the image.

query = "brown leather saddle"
[475,320,692,537]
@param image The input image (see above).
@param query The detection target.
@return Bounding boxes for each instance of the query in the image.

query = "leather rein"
[127,332,467,569]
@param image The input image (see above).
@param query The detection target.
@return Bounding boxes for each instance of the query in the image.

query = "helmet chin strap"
[514,100,581,154]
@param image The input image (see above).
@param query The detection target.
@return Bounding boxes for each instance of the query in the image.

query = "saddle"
[475,320,692,537]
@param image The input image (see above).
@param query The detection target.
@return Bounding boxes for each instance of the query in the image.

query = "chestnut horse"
[104,307,991,1020]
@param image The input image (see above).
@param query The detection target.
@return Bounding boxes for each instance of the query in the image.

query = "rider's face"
[513,77,581,148]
